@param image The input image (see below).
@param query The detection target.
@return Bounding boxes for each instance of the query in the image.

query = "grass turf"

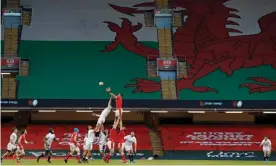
[1,159,276,165]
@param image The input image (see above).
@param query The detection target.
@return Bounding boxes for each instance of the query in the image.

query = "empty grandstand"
[1,0,276,165]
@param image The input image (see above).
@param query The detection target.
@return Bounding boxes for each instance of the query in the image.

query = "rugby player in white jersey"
[92,97,113,132]
[260,137,272,162]
[99,128,108,158]
[37,128,58,163]
[1,128,18,162]
[82,125,95,163]
[82,134,88,162]
[124,132,137,163]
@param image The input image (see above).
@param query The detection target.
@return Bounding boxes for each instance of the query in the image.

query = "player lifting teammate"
[64,128,81,163]
[104,116,127,163]
[92,97,113,132]
[1,128,18,162]
[260,137,272,162]
[104,116,120,163]
[37,128,59,163]
[99,128,108,158]
[124,132,137,163]
[82,125,95,163]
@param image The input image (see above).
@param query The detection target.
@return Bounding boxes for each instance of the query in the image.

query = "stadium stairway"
[157,28,173,58]
[144,10,154,27]
[1,77,17,99]
[149,130,164,156]
[4,28,20,56]
[161,80,177,99]
[177,61,188,78]
[147,60,157,77]
[22,8,32,26]
[173,11,183,27]
[6,0,20,8]
[157,28,177,99]
[19,61,30,76]
[154,0,169,9]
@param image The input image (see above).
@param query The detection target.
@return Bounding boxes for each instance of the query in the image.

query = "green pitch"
[1,159,276,165]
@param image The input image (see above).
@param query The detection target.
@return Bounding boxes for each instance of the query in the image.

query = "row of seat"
[1,124,152,150]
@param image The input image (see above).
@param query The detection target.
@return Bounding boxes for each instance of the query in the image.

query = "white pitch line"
[6,165,272,166]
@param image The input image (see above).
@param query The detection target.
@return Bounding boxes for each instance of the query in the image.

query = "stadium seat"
[1,124,152,150]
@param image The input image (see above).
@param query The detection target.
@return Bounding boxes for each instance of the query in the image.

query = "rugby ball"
[33,100,38,106]
[99,82,104,86]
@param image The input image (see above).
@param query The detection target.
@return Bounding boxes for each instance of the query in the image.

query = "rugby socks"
[47,155,51,162]
[105,153,111,162]
[37,153,45,163]
[128,154,131,161]
[65,153,71,160]
[77,155,81,163]
[131,154,134,161]
[121,154,126,161]
[101,152,105,158]
[39,153,45,158]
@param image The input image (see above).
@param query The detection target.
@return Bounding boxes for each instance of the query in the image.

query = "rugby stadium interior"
[1,0,276,165]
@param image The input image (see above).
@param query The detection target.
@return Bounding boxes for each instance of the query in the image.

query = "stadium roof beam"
[225,111,243,113]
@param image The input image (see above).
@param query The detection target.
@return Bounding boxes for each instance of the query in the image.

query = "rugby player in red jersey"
[16,129,34,164]
[105,87,123,119]
[64,128,81,163]
[117,118,127,163]
[104,116,120,163]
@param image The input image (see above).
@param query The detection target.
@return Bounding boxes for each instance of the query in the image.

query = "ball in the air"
[99,82,104,86]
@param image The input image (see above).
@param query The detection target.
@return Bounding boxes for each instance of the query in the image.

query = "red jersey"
[109,128,117,142]
[70,132,78,145]
[117,130,125,143]
[18,134,26,149]
[116,96,122,109]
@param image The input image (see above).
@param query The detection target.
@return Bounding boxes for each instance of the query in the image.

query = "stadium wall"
[2,0,276,109]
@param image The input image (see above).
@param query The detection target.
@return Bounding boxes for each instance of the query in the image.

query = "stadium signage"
[157,58,177,71]
[28,151,146,157]
[1,99,276,109]
[1,57,20,70]
[206,151,256,158]
[186,132,254,141]
[181,132,261,149]
[25,150,149,160]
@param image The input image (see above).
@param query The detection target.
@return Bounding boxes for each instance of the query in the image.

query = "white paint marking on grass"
[7,165,273,166]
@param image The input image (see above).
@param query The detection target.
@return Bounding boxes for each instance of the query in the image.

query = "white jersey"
[98,105,112,124]
[10,132,17,145]
[45,133,56,147]
[99,131,107,145]
[261,139,272,148]
[7,132,17,151]
[87,130,95,142]
[84,136,88,143]
[124,135,137,147]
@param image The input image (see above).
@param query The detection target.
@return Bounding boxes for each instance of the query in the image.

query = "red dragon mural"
[102,0,276,94]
